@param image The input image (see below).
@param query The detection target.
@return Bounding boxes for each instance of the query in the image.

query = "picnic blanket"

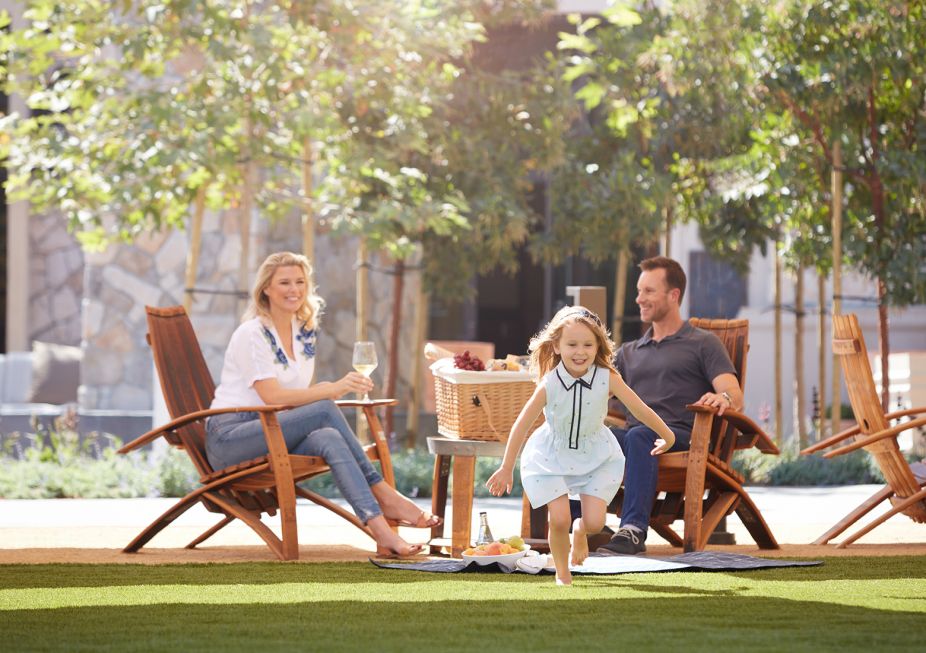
[372,551,821,575]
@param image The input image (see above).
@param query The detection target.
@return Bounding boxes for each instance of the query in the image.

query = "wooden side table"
[427,436,548,557]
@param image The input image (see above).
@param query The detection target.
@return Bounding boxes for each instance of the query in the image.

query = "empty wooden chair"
[801,312,926,547]
[118,305,399,560]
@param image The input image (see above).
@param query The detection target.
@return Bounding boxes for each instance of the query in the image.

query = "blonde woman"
[206,251,438,557]
[486,306,675,584]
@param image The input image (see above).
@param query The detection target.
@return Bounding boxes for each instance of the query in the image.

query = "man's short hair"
[639,256,687,303]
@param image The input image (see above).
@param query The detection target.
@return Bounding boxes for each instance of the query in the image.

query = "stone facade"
[77,210,420,413]
[28,212,84,347]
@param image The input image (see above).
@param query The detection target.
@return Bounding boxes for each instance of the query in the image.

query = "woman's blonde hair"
[528,306,615,378]
[244,251,324,327]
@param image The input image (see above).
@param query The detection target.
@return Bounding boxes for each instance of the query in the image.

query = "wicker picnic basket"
[430,357,543,442]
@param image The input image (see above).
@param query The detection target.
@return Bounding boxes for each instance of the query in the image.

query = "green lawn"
[2,558,924,652]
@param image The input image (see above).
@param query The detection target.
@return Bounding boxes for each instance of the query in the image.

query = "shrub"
[732,441,885,486]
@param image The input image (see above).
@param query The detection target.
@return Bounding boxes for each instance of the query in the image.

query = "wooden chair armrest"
[117,404,294,454]
[335,398,398,408]
[800,423,862,455]
[802,405,926,455]
[686,404,780,455]
[822,415,926,458]
[883,406,926,421]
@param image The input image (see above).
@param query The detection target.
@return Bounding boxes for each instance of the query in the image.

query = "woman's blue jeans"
[205,399,384,523]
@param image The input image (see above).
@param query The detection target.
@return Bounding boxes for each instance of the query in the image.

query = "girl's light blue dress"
[520,362,625,509]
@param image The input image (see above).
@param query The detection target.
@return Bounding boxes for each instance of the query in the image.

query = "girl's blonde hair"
[528,306,615,377]
[244,251,324,327]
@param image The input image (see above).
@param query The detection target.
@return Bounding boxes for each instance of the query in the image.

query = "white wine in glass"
[352,341,377,401]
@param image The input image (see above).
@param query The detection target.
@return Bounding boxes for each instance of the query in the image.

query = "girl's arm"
[486,384,547,496]
[609,371,676,455]
[253,372,373,406]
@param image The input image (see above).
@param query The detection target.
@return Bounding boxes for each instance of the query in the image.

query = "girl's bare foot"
[555,572,573,586]
[570,518,588,566]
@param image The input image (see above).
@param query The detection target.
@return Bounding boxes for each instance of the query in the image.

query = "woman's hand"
[486,467,513,496]
[332,371,374,399]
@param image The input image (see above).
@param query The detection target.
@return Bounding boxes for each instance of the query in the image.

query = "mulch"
[2,542,924,565]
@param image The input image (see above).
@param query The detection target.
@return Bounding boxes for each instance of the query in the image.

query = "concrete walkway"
[1,485,924,563]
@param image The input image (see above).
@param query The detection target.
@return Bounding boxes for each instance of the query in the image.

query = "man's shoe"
[596,527,646,556]
[585,525,615,552]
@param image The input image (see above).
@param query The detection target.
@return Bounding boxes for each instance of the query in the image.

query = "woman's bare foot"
[570,518,588,566]
[555,572,573,586]
[368,515,425,558]
[373,482,442,528]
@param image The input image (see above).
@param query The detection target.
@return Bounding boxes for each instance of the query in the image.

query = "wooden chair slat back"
[833,313,921,498]
[689,317,748,460]
[146,305,217,475]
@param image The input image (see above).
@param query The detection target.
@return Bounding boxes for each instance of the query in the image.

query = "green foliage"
[301,446,521,499]
[732,441,884,486]
[0,420,197,499]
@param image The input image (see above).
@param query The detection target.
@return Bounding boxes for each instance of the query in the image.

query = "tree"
[762,0,926,408]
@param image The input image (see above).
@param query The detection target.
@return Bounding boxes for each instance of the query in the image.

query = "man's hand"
[696,390,733,415]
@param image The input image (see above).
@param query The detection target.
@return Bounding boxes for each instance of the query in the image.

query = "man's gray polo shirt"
[615,322,736,432]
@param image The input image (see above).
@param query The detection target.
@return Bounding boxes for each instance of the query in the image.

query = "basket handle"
[472,392,501,439]
[425,342,455,361]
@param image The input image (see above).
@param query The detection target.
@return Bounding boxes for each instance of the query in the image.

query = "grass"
[2,558,925,652]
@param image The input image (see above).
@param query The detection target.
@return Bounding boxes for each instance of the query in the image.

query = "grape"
[453,350,484,371]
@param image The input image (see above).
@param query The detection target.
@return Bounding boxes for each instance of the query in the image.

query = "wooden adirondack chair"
[522,318,780,552]
[117,305,399,561]
[800,312,926,547]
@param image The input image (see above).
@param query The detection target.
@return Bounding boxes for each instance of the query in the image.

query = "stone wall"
[78,211,421,414]
[29,213,84,346]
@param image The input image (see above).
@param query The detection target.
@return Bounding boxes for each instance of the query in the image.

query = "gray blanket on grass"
[371,551,821,574]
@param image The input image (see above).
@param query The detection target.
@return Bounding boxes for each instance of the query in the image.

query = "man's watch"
[720,391,733,406]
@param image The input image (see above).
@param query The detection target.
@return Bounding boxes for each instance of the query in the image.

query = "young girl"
[486,306,675,585]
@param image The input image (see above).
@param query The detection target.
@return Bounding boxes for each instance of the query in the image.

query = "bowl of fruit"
[461,536,530,567]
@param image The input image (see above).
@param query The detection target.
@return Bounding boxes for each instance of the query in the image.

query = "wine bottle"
[475,511,494,545]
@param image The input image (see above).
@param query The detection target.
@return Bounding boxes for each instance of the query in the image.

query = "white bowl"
[461,545,531,567]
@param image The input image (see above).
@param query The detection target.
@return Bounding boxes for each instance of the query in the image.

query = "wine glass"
[352,341,378,402]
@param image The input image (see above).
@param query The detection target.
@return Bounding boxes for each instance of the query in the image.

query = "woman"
[206,251,438,557]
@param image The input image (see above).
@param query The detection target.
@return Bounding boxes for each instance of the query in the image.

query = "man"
[597,256,743,555]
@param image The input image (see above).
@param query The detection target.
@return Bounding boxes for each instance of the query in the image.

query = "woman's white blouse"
[210,317,317,409]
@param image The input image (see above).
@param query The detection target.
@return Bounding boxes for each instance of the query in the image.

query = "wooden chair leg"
[814,485,894,545]
[204,491,295,560]
[682,412,712,551]
[295,486,372,536]
[124,490,208,553]
[187,516,234,549]
[837,487,926,548]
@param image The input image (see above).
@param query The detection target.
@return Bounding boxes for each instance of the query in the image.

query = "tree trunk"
[830,140,843,436]
[795,264,807,447]
[301,137,314,264]
[238,158,254,318]
[405,279,429,449]
[355,238,369,441]
[774,237,783,445]
[817,271,826,440]
[384,258,405,442]
[182,184,208,313]
[611,248,629,347]
[878,279,890,411]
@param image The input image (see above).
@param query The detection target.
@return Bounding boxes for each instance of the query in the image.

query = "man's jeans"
[205,399,383,523]
[612,424,691,532]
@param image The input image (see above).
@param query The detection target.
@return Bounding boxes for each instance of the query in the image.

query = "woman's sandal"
[375,542,426,560]
[388,510,443,529]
